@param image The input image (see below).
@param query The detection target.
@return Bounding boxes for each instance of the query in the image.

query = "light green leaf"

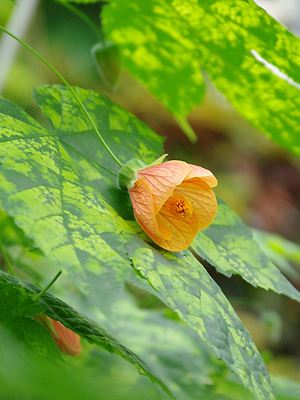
[0,326,163,400]
[128,240,274,399]
[102,0,300,154]
[253,229,300,280]
[193,201,300,302]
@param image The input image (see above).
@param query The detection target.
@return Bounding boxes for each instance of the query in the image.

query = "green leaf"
[128,240,274,400]
[91,41,120,91]
[0,271,171,396]
[0,85,275,397]
[253,229,300,280]
[102,0,300,154]
[0,326,163,400]
[0,84,162,305]
[0,271,43,320]
[0,272,59,357]
[99,290,220,400]
[193,201,300,302]
[272,376,300,400]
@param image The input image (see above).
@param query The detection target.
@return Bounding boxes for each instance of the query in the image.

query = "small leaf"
[253,229,300,280]
[91,41,121,91]
[193,201,300,302]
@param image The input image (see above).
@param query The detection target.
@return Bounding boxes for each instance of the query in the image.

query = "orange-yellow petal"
[155,194,200,251]
[137,161,191,212]
[185,164,218,187]
[48,318,82,356]
[129,178,161,238]
[175,180,217,231]
[129,159,218,252]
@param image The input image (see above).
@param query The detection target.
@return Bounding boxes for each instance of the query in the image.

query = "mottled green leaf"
[128,240,274,399]
[99,291,220,400]
[102,0,300,153]
[193,201,300,302]
[0,85,162,305]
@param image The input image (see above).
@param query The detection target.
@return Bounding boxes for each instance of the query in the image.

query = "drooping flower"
[46,317,82,356]
[123,159,217,252]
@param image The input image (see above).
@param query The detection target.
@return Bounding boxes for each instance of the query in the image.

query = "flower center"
[163,195,193,218]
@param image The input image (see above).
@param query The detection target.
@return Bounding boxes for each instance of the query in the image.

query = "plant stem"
[0,26,123,167]
[33,270,62,301]
[57,1,101,40]
[0,242,16,276]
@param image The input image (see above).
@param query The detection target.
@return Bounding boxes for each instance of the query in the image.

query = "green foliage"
[0,271,169,394]
[0,84,298,398]
[194,201,300,301]
[0,272,59,357]
[253,230,300,280]
[102,0,300,153]
[129,240,273,399]
[91,41,120,91]
[1,283,299,400]
[0,327,161,400]
[1,1,299,397]
[0,87,271,398]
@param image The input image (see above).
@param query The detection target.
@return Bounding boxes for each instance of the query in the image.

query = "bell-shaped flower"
[127,160,217,252]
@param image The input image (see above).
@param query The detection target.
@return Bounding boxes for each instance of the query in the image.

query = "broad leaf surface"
[193,202,300,302]
[0,85,278,397]
[128,240,274,399]
[103,0,300,154]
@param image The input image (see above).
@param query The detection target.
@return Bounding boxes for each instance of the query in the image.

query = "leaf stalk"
[0,25,123,167]
[33,270,62,300]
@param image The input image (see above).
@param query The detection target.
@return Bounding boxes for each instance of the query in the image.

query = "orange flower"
[129,160,217,252]
[47,317,82,356]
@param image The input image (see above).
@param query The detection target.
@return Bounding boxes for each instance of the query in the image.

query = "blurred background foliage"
[0,0,300,398]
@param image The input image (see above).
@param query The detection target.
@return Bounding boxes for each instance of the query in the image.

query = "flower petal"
[155,207,200,251]
[48,318,82,356]
[137,161,191,212]
[175,180,218,231]
[129,178,161,238]
[129,159,218,252]
[185,164,218,187]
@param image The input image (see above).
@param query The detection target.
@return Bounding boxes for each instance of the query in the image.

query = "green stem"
[0,242,16,276]
[57,1,101,40]
[0,26,123,167]
[33,270,62,301]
